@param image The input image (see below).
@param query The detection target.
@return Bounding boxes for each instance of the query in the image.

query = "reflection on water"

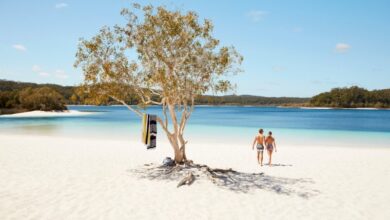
[0,124,66,137]
[9,124,63,135]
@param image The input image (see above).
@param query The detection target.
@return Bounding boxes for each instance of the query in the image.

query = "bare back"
[256,134,265,144]
[266,136,274,144]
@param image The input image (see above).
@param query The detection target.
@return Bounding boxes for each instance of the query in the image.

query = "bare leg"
[257,151,260,164]
[268,150,272,165]
[260,151,263,166]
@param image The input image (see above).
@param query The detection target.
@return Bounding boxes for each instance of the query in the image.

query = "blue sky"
[1,0,389,97]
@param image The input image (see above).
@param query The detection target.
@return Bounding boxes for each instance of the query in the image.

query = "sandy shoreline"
[0,134,389,219]
[0,110,95,118]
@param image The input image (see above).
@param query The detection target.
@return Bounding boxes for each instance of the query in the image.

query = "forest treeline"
[0,84,67,114]
[310,86,390,108]
[0,80,309,111]
[196,95,309,105]
[1,80,389,114]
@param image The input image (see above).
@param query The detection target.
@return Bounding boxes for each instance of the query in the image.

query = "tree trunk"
[110,97,190,164]
[168,133,187,164]
[174,147,185,163]
[164,102,189,164]
[168,135,187,164]
[178,133,187,161]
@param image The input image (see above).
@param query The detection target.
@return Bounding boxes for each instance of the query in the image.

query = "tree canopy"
[310,86,390,108]
[75,4,242,106]
[0,85,67,114]
[0,79,310,106]
[18,87,67,111]
[74,4,243,162]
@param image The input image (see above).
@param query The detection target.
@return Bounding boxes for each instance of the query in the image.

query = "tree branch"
[109,95,142,117]
[162,98,169,129]
[156,116,171,136]
[167,101,179,136]
[179,97,194,134]
[179,102,187,134]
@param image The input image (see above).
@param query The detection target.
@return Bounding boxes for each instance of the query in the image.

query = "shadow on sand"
[129,163,319,198]
[265,163,293,167]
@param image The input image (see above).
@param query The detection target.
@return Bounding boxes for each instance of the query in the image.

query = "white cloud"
[32,65,50,77]
[335,43,351,53]
[247,10,268,22]
[55,69,69,79]
[12,44,27,51]
[39,72,50,77]
[55,3,68,9]
[32,65,69,79]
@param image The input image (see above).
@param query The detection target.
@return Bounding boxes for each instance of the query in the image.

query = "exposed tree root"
[129,160,319,197]
[176,172,195,188]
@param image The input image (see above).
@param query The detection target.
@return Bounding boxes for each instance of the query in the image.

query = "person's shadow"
[264,163,293,167]
[129,163,319,198]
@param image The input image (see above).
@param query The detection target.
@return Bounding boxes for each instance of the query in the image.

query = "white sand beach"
[0,134,389,220]
[0,110,94,118]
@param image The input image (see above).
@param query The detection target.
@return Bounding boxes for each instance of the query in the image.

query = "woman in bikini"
[252,129,265,166]
[265,131,277,166]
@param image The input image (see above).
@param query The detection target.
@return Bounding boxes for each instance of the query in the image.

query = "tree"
[18,87,67,111]
[74,4,242,163]
[309,86,390,108]
[70,93,78,104]
[0,91,16,108]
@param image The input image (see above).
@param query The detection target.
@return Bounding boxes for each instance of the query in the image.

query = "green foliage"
[74,4,243,108]
[310,86,390,108]
[0,80,67,113]
[0,80,75,102]
[0,90,19,108]
[196,95,309,105]
[74,3,246,161]
[0,79,310,107]
[3,81,389,109]
[18,87,67,111]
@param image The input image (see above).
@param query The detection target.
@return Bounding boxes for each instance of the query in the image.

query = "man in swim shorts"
[252,129,265,166]
[265,131,277,166]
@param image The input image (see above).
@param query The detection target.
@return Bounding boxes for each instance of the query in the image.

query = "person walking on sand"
[265,131,277,166]
[252,129,265,166]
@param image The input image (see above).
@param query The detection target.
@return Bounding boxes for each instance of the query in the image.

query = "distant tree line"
[0,80,309,109]
[2,80,388,114]
[196,95,310,105]
[310,86,390,108]
[0,84,67,114]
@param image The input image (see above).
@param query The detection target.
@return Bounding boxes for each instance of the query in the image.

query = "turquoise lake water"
[1,106,389,147]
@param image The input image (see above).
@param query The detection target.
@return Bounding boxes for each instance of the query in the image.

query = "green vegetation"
[197,95,309,106]
[18,87,67,111]
[2,81,388,114]
[74,3,244,163]
[310,86,390,108]
[0,80,74,99]
[0,79,309,107]
[0,80,67,114]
